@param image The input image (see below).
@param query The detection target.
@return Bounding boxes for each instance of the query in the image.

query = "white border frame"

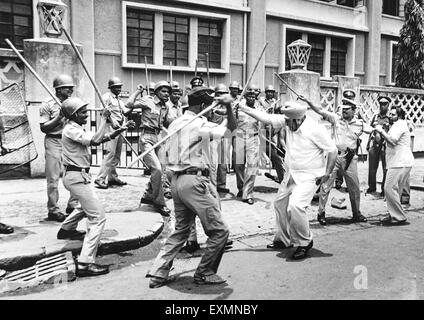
[387,40,398,86]
[122,1,231,73]
[281,24,355,80]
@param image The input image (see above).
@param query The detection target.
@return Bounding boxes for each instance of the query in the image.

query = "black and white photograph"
[0,0,424,306]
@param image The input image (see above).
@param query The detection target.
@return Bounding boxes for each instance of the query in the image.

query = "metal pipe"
[145,56,150,96]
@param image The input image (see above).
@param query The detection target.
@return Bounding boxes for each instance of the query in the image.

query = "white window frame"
[387,40,398,86]
[122,1,231,73]
[281,24,355,80]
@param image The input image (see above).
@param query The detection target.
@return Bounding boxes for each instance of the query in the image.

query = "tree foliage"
[396,0,424,89]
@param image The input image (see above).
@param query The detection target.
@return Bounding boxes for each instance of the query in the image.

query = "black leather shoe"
[317,212,327,226]
[366,188,376,193]
[381,218,407,226]
[77,263,109,277]
[243,198,254,205]
[291,240,314,260]
[94,179,108,189]
[149,275,177,288]
[194,274,226,285]
[236,190,243,198]
[0,222,14,234]
[139,197,154,205]
[379,191,385,197]
[182,241,200,254]
[217,187,230,194]
[48,212,67,223]
[57,228,86,240]
[267,241,293,249]
[155,205,171,217]
[108,179,127,186]
[351,214,367,223]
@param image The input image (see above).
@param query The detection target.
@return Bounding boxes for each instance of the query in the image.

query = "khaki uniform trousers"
[384,167,411,222]
[97,131,124,183]
[273,175,316,247]
[149,173,229,279]
[139,132,166,206]
[318,155,361,217]
[45,137,78,214]
[234,133,260,200]
[61,171,106,264]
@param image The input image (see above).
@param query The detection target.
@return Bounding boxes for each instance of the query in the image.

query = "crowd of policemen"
[0,72,416,280]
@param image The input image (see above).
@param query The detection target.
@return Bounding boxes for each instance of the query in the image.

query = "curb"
[0,222,164,272]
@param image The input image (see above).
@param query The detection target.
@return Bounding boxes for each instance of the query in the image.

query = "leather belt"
[64,165,90,173]
[177,168,210,177]
[141,127,160,135]
[46,134,62,139]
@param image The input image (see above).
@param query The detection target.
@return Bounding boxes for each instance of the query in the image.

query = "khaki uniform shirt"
[39,99,66,135]
[136,96,169,130]
[235,99,262,134]
[103,91,126,126]
[167,100,182,126]
[62,121,94,168]
[166,110,228,172]
[321,110,372,151]
[259,97,277,112]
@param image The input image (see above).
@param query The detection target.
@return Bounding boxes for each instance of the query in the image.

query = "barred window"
[308,34,325,76]
[198,19,222,69]
[285,30,303,70]
[0,0,33,50]
[336,0,363,7]
[330,37,347,76]
[126,9,154,64]
[163,15,189,67]
[383,0,399,16]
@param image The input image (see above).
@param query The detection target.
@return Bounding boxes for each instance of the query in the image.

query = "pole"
[145,56,150,96]
[127,42,269,168]
[273,72,301,98]
[194,59,198,77]
[170,61,173,84]
[206,53,210,87]
[60,24,144,165]
[5,39,61,107]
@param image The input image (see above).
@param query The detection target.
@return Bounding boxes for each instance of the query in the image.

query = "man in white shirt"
[239,101,337,260]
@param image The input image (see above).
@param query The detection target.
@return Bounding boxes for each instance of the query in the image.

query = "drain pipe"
[242,9,248,85]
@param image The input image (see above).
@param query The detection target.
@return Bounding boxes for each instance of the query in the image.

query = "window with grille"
[308,34,325,76]
[0,0,33,50]
[336,0,363,7]
[126,9,154,64]
[163,15,189,67]
[330,37,347,76]
[383,0,399,16]
[285,30,303,70]
[198,19,222,69]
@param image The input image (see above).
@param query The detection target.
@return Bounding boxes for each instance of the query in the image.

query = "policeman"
[147,86,236,288]
[367,96,392,196]
[56,97,130,277]
[190,75,204,88]
[300,90,372,224]
[95,77,132,189]
[166,81,183,125]
[148,82,156,97]
[127,81,172,216]
[259,85,285,184]
[229,81,240,99]
[234,84,262,205]
[0,109,14,234]
[162,81,183,199]
[39,75,78,222]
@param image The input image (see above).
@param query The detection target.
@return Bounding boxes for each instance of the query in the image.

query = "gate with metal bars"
[0,83,38,176]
